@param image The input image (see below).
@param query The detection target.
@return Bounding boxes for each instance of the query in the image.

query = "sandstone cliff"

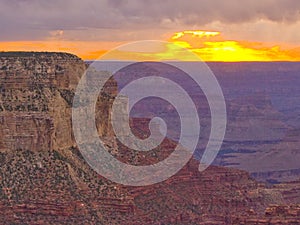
[0,52,117,152]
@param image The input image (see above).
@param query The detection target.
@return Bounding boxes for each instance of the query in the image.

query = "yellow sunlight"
[169,30,300,61]
[1,30,300,61]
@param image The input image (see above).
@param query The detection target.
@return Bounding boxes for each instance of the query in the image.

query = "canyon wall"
[0,52,117,152]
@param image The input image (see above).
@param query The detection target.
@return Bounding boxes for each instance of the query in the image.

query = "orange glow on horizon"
[1,30,300,61]
[169,30,300,61]
[0,41,120,61]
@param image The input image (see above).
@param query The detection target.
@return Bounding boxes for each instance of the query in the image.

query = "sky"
[2,0,300,61]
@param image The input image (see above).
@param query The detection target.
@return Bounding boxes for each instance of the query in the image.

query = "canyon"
[0,52,299,224]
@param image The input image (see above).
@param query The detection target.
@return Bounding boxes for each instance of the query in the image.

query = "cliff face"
[0,52,299,224]
[0,52,117,152]
[0,52,84,151]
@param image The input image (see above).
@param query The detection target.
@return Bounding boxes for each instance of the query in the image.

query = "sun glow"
[1,30,300,61]
[0,41,121,61]
[172,30,220,40]
[169,30,300,61]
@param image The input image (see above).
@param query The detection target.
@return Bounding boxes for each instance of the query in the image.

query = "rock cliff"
[0,52,117,152]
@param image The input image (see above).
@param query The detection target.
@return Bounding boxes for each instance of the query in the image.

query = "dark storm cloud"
[1,0,300,41]
[109,0,300,24]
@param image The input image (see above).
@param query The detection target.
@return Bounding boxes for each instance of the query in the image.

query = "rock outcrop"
[0,52,85,151]
[0,52,118,152]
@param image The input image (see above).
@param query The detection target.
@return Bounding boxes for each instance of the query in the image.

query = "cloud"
[1,0,300,41]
